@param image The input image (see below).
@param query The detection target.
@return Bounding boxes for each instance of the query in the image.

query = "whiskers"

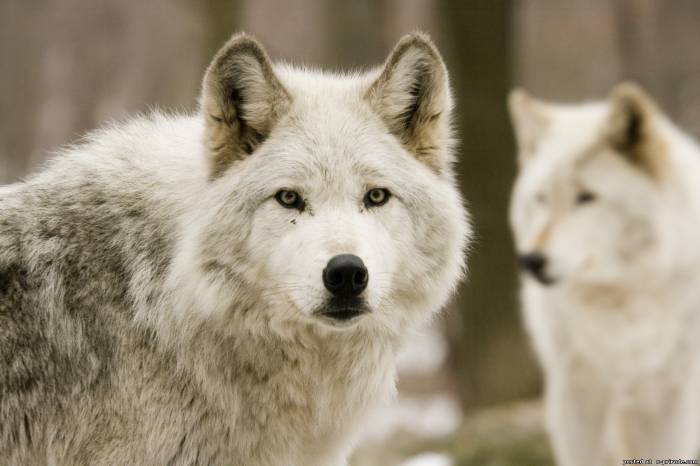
[257,272,398,310]
[258,281,325,307]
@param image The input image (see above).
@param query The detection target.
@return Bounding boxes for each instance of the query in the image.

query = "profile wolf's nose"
[323,254,368,297]
[518,252,547,274]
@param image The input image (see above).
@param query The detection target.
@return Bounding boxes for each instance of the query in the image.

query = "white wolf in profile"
[509,83,700,466]
[0,33,469,465]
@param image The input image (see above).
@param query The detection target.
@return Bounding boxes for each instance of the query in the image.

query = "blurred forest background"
[2,1,700,465]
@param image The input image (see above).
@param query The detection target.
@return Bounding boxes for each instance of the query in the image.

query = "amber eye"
[275,190,304,210]
[576,191,596,205]
[364,188,391,207]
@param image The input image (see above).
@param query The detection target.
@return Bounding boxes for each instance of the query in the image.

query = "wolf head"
[509,84,680,288]
[170,33,469,336]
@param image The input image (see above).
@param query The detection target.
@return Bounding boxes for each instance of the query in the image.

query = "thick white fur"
[157,61,468,465]
[509,85,700,465]
[0,33,469,465]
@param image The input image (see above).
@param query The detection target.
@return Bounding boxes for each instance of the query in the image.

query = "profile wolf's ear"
[508,88,550,166]
[604,83,665,176]
[201,33,291,178]
[366,32,452,173]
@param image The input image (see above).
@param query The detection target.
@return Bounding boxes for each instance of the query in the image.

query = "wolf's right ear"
[365,32,452,174]
[508,88,550,166]
[604,83,665,177]
[201,33,291,178]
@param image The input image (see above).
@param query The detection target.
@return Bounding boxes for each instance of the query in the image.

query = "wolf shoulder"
[34,112,208,202]
[0,113,202,272]
[0,111,212,290]
[1,112,206,237]
[0,111,206,451]
[0,112,206,345]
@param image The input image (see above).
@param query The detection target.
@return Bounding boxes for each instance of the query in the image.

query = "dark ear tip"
[203,32,276,97]
[400,30,435,46]
[204,32,271,82]
[392,31,444,64]
[610,82,655,114]
[220,32,264,52]
[208,32,270,73]
[610,81,645,98]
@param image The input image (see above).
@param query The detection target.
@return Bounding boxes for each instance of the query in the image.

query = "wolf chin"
[0,33,469,466]
[509,83,700,466]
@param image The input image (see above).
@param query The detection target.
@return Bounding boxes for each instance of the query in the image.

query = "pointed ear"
[508,88,550,166]
[365,32,452,173]
[604,82,665,176]
[201,33,291,178]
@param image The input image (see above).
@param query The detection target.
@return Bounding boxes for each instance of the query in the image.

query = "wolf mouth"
[316,297,369,322]
[532,272,557,286]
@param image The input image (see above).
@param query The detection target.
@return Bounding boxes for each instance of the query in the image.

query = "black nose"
[323,254,368,298]
[518,252,547,275]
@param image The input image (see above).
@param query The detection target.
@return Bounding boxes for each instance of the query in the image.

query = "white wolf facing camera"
[0,33,469,465]
[509,83,700,466]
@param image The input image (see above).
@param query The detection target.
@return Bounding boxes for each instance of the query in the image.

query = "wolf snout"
[322,254,369,298]
[518,252,546,274]
[518,252,556,285]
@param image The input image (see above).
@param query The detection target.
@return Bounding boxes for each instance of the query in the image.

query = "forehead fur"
[274,64,377,98]
[233,64,440,188]
[533,102,608,162]
[271,64,385,142]
[516,102,615,189]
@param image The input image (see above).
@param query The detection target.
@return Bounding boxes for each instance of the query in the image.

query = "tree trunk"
[439,0,540,410]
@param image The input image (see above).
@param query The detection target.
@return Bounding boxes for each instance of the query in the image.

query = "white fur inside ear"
[230,54,276,128]
[201,34,291,177]
[379,47,443,125]
[366,33,452,173]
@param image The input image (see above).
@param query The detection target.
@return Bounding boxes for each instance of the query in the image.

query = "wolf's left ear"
[366,32,452,173]
[605,83,665,176]
[508,88,550,167]
[201,33,291,178]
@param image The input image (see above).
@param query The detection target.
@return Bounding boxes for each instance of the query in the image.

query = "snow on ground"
[356,321,462,443]
[361,392,462,441]
[399,452,453,466]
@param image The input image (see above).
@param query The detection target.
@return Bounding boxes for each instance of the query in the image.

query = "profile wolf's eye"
[576,191,596,205]
[364,188,391,207]
[275,190,304,210]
